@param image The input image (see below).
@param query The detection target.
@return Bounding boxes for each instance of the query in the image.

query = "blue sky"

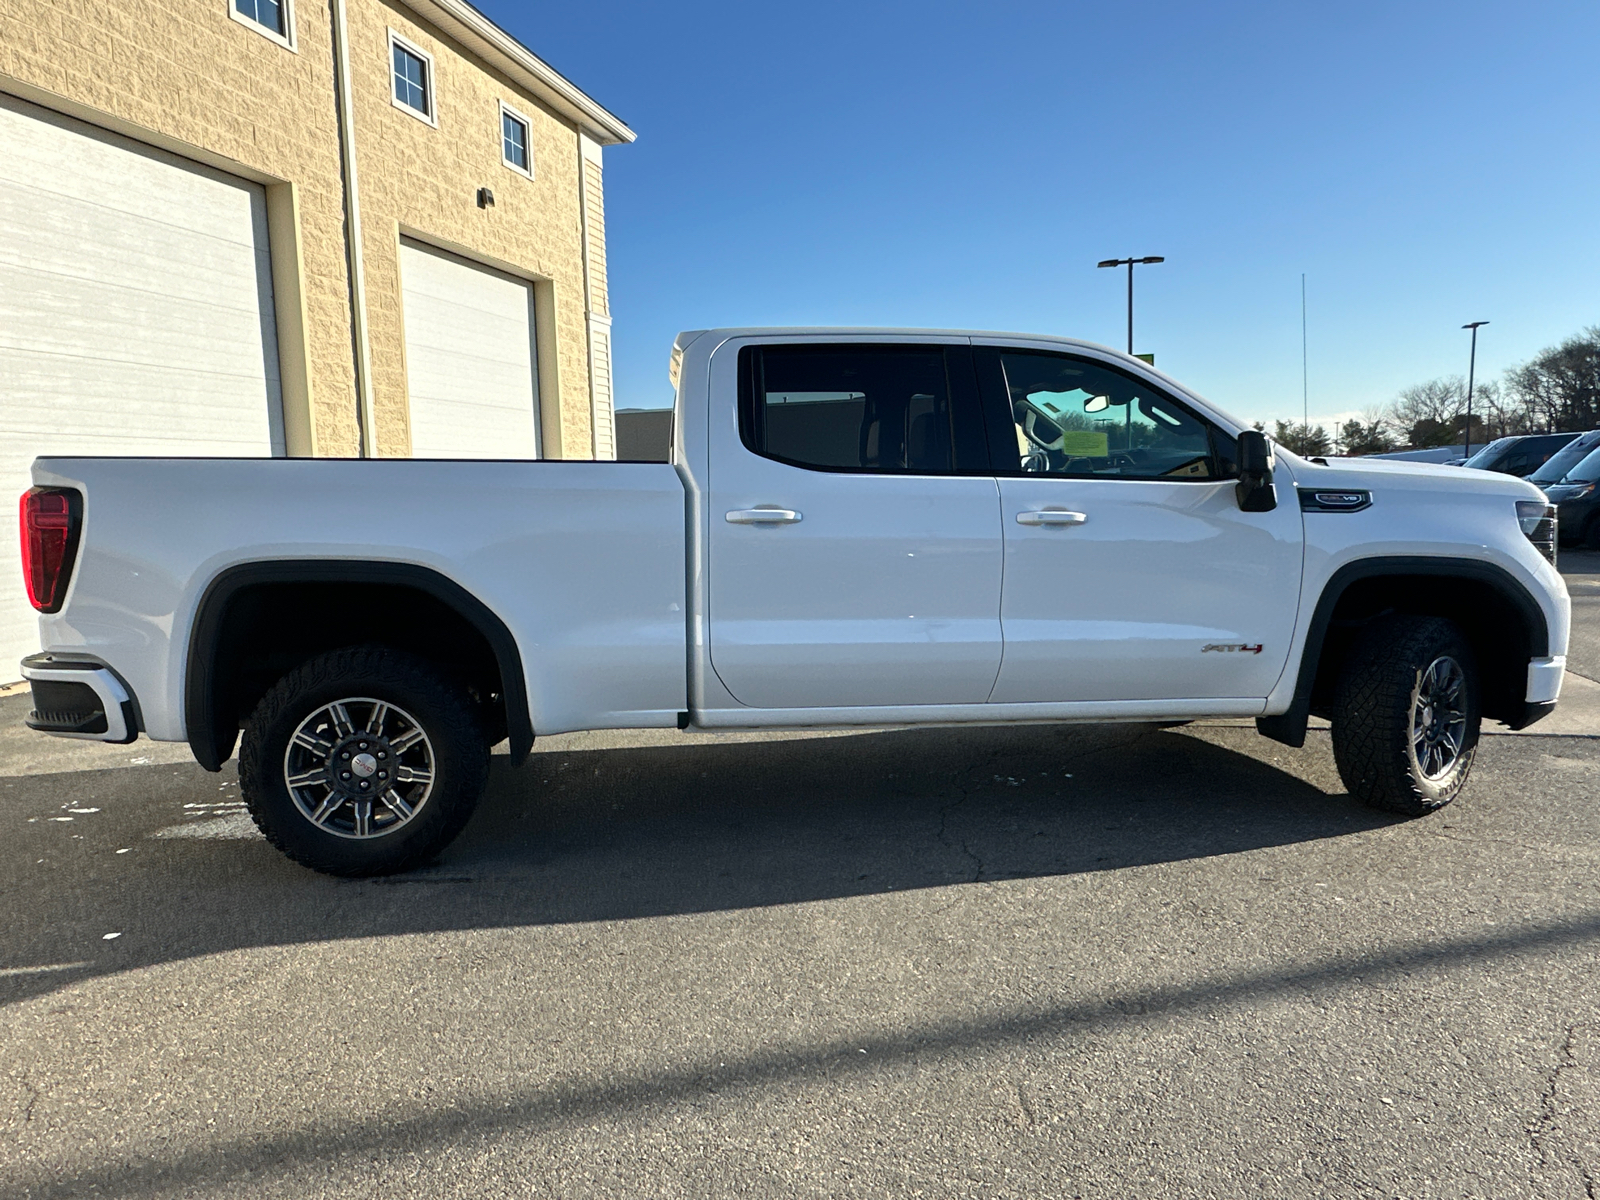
[477,0,1599,429]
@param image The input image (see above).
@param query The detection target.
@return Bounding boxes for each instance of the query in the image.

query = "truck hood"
[1282,453,1547,502]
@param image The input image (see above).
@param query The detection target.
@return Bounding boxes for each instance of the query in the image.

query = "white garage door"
[399,238,540,459]
[0,94,283,676]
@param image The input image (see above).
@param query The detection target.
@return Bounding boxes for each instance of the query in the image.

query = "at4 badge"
[1202,643,1264,654]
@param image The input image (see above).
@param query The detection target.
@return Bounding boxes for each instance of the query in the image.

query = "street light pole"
[1097,256,1165,355]
[1462,321,1489,459]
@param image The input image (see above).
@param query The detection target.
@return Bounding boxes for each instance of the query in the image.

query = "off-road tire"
[240,646,489,876]
[1331,615,1480,818]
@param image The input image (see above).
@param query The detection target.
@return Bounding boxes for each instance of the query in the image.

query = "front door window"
[995,351,1223,479]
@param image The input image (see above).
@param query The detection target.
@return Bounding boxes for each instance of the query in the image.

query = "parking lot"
[2,555,1597,1199]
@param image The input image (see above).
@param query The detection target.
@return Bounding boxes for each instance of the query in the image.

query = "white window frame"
[228,0,296,51]
[388,30,438,127]
[498,101,534,179]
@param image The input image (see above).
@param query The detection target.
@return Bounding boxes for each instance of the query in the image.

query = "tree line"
[1268,324,1600,457]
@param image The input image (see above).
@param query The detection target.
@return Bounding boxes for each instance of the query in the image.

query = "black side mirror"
[1235,430,1277,512]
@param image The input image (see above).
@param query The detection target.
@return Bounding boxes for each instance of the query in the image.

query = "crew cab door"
[975,344,1303,704]
[706,339,1002,708]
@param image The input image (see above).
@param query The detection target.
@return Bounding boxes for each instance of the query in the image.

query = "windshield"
[1558,446,1600,486]
[1530,436,1599,484]
[1462,438,1515,469]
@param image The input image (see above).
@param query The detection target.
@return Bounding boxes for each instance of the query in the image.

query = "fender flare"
[184,560,534,771]
[1257,555,1550,748]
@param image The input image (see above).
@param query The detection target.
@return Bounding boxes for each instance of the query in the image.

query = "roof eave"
[396,0,636,145]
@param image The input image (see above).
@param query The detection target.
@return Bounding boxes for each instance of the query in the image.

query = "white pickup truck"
[18,329,1570,876]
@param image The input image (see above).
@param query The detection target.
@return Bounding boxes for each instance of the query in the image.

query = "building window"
[230,0,294,49]
[500,102,533,177]
[389,32,436,125]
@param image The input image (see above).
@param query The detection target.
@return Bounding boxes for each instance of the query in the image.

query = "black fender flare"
[184,560,534,771]
[1257,555,1550,748]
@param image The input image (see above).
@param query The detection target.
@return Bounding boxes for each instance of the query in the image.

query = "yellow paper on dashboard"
[1060,431,1109,457]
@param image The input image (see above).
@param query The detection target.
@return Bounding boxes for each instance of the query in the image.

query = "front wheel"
[1331,616,1480,817]
[239,647,490,876]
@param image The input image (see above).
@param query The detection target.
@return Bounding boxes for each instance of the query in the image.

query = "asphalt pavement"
[2,558,1597,1199]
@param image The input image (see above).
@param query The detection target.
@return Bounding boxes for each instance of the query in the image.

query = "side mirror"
[1235,430,1277,512]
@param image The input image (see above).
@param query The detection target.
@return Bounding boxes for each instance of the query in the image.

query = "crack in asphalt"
[934,730,1157,886]
[1529,1021,1598,1199]
[935,746,1002,883]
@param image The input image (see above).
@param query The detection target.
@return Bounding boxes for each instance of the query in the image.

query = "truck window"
[739,345,960,473]
[989,350,1223,480]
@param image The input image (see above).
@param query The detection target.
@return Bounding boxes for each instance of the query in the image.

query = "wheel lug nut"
[360,780,370,789]
[378,752,387,760]
[342,771,351,780]
[359,742,368,750]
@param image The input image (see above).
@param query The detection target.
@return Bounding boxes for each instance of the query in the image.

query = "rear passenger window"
[740,345,956,473]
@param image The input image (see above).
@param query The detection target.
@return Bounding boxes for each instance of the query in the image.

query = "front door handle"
[1016,509,1087,526]
[726,508,803,525]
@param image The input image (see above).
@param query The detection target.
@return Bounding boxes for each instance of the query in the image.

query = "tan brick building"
[0,0,633,669]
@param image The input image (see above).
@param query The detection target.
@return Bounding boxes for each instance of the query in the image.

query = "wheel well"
[186,564,531,771]
[1307,573,1536,727]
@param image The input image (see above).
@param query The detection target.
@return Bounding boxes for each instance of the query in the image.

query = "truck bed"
[29,457,689,740]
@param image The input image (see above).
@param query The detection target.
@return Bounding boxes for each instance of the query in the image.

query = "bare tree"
[1505,327,1600,432]
[1387,376,1495,448]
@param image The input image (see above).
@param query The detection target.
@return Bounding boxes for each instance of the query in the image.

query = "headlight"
[1517,500,1558,564]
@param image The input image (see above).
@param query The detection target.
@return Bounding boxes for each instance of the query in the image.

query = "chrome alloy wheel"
[282,697,435,839]
[1409,655,1469,781]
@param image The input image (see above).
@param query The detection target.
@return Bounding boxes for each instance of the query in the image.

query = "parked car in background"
[1540,441,1600,548]
[1459,433,1580,478]
[1528,430,1600,491]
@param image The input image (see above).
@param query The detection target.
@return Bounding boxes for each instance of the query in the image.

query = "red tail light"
[19,487,83,613]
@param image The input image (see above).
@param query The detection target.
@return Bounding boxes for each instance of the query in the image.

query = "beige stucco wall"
[348,0,593,458]
[0,0,605,459]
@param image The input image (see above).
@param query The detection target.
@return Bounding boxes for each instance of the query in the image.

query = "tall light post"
[1462,320,1489,458]
[1097,256,1165,355]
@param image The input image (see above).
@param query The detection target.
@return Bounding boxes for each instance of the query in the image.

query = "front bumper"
[20,653,138,744]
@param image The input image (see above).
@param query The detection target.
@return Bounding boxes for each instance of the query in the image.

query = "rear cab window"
[737,344,989,474]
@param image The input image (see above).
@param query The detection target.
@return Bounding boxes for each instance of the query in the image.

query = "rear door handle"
[1016,509,1087,526]
[726,508,803,525]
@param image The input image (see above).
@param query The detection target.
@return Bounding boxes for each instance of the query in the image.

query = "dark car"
[1540,441,1600,548]
[1528,430,1600,489]
[1461,432,1580,477]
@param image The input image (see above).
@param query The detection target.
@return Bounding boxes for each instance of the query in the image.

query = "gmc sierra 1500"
[19,329,1568,875]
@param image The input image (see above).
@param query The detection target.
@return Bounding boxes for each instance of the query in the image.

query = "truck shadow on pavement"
[3,723,1389,1005]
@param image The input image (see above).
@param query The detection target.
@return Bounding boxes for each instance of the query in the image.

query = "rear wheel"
[239,647,489,876]
[1331,616,1480,817]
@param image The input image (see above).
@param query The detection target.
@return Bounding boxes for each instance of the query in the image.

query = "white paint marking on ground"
[151,812,262,840]
[0,961,91,978]
[101,932,121,941]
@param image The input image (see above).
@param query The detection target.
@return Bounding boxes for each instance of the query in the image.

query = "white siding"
[588,316,616,460]
[0,95,282,677]
[399,238,540,460]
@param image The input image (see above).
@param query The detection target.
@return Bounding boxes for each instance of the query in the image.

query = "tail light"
[19,487,83,613]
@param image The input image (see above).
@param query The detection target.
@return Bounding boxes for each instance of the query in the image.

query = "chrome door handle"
[1016,509,1087,526]
[725,508,803,525]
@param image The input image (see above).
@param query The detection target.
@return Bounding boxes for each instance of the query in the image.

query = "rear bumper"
[19,654,138,744]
